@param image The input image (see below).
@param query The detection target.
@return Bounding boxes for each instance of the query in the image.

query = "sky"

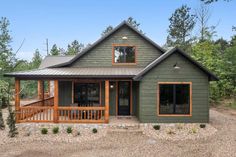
[1,0,236,60]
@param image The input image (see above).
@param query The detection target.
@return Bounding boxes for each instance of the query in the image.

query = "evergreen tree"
[65,40,84,55]
[201,0,231,4]
[166,5,196,51]
[126,17,142,32]
[101,25,113,36]
[31,49,42,69]
[101,17,143,36]
[7,102,18,137]
[50,44,60,56]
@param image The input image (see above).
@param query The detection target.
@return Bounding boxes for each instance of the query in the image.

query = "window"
[74,83,101,107]
[112,45,136,64]
[157,82,192,116]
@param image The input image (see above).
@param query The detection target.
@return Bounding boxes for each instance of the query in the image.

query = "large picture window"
[74,83,101,107]
[157,82,192,116]
[112,45,136,64]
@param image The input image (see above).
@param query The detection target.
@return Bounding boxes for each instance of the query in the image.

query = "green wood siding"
[71,26,162,67]
[59,81,72,106]
[132,81,138,116]
[138,53,209,123]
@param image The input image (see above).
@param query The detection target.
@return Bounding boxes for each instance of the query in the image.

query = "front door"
[118,81,130,115]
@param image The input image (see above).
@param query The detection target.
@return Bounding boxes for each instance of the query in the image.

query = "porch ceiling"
[4,67,143,79]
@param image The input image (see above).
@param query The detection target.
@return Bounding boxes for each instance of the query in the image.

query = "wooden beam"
[53,80,59,123]
[47,80,50,96]
[105,80,109,123]
[37,80,44,100]
[15,78,20,123]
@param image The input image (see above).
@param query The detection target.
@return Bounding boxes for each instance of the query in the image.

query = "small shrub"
[167,129,175,135]
[66,127,72,134]
[153,125,161,130]
[52,126,59,134]
[200,124,206,128]
[92,128,98,134]
[41,128,48,134]
[189,128,197,134]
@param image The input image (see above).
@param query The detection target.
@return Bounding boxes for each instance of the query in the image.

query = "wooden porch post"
[37,80,44,105]
[105,80,109,123]
[15,78,20,123]
[37,80,44,100]
[53,80,59,123]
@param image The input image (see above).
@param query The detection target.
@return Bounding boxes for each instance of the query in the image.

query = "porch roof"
[4,67,143,79]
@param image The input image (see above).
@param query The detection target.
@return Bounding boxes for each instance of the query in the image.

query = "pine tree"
[65,40,84,55]
[101,25,113,36]
[31,49,42,69]
[166,5,196,51]
[7,103,18,137]
[50,44,60,56]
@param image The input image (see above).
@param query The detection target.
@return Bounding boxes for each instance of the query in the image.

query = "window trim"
[157,82,192,117]
[112,44,137,65]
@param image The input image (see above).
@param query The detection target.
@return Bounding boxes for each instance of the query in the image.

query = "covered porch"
[14,78,137,124]
[15,79,111,123]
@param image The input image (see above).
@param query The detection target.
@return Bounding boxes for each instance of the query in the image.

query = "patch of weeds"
[167,129,175,135]
[153,125,161,130]
[41,128,48,135]
[92,128,98,134]
[189,127,197,134]
[176,124,183,130]
[52,126,59,134]
[66,127,72,134]
[227,102,236,109]
[200,124,206,128]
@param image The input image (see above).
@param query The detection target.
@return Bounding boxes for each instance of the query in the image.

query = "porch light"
[173,62,180,70]
[110,84,114,89]
[122,36,128,40]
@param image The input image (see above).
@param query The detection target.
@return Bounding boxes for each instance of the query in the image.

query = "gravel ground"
[0,109,236,157]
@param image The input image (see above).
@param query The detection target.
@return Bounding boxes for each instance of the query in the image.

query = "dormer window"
[112,44,136,65]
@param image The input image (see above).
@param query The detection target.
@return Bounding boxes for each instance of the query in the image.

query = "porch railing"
[17,97,54,122]
[58,106,105,123]
[18,106,54,122]
[17,99,105,123]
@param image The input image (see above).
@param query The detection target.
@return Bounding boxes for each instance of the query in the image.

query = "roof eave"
[133,47,219,82]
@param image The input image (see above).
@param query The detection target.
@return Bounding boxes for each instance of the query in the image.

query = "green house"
[5,21,218,123]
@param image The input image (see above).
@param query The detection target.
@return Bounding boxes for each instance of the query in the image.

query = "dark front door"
[118,81,130,115]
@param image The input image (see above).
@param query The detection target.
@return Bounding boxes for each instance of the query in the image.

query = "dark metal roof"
[48,21,166,68]
[4,67,143,79]
[133,47,219,81]
[39,55,75,69]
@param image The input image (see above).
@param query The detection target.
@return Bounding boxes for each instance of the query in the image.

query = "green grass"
[227,101,236,109]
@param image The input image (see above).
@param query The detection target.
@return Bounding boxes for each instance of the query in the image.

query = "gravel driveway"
[0,109,236,157]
